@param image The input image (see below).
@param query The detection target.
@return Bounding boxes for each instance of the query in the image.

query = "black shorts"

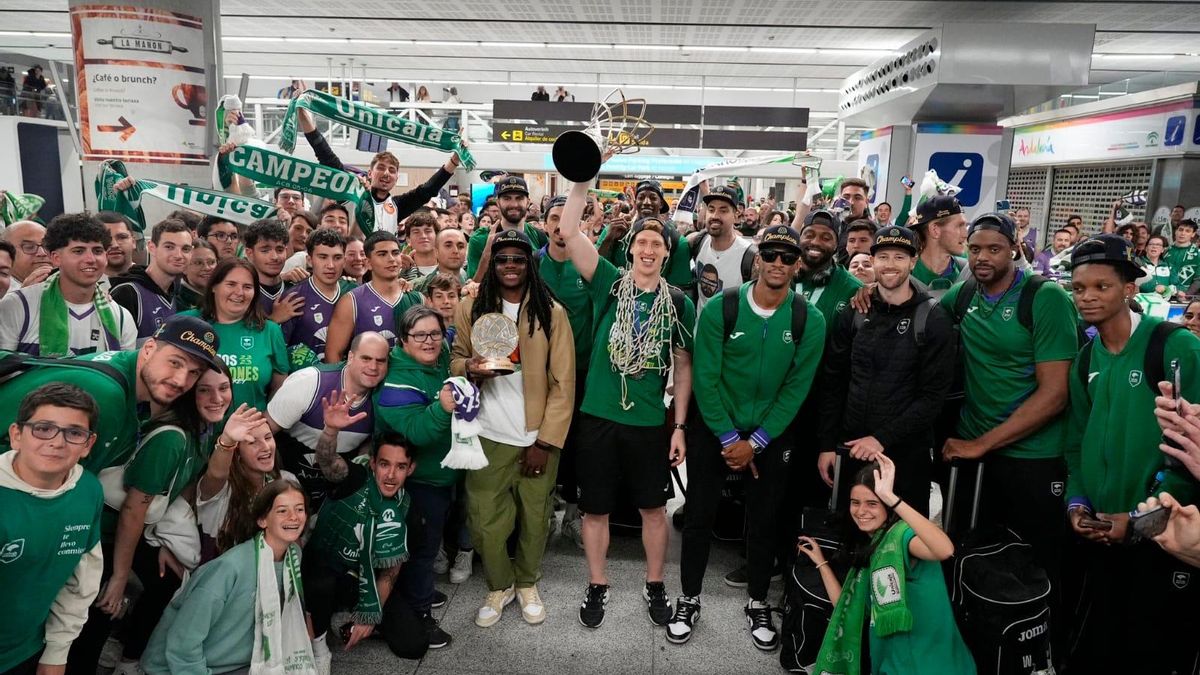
[576,413,671,515]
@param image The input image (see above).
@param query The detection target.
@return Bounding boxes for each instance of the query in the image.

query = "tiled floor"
[329,501,788,675]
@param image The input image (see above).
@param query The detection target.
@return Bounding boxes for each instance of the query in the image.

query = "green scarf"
[814,522,914,675]
[40,271,121,357]
[1,190,44,225]
[96,159,278,233]
[309,478,409,624]
[279,89,475,170]
[219,144,375,233]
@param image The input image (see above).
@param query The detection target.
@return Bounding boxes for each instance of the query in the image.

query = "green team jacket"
[465,223,549,279]
[693,282,826,442]
[796,265,863,336]
[1162,244,1200,289]
[595,223,694,289]
[1065,316,1200,513]
[373,344,458,487]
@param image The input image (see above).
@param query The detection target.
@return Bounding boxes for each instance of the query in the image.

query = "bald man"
[266,331,391,509]
[4,220,51,292]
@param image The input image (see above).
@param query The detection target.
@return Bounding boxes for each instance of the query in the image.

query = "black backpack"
[950,274,1046,330]
[850,296,940,348]
[720,285,808,344]
[1076,320,1183,399]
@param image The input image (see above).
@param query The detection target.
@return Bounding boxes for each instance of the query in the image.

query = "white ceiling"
[3,1,1200,109]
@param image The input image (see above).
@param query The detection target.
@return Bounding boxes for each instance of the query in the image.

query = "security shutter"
[1047,162,1153,237]
[1006,168,1049,241]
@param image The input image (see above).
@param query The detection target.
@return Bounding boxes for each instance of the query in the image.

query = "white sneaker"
[517,585,547,625]
[449,549,474,584]
[433,546,450,575]
[113,660,144,675]
[475,586,516,627]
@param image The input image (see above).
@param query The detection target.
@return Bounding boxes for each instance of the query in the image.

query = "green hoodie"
[693,282,826,442]
[373,344,458,487]
[1065,316,1200,513]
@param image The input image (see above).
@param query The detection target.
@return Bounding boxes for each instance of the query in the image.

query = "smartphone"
[1163,363,1185,468]
[1078,516,1114,531]
[996,199,1012,212]
[900,175,915,189]
[1130,505,1171,538]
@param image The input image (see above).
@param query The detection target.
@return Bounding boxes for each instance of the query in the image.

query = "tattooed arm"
[317,389,366,483]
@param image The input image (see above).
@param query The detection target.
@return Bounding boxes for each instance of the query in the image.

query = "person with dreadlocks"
[449,229,575,628]
[556,173,696,630]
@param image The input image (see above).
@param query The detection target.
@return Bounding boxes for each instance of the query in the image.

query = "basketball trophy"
[552,88,655,183]
[470,313,519,375]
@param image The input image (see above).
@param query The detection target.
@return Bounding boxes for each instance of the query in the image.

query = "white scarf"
[440,376,488,470]
[251,533,316,675]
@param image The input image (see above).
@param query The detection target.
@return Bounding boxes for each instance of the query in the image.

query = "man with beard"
[0,213,137,356]
[324,231,422,361]
[110,219,192,347]
[818,226,956,514]
[670,224,824,649]
[687,185,757,316]
[98,212,135,292]
[910,195,970,297]
[940,212,1078,619]
[4,220,51,292]
[790,177,872,238]
[451,229,574,629]
[298,107,459,237]
[267,331,389,510]
[596,180,692,289]
[466,177,548,280]
[794,209,864,332]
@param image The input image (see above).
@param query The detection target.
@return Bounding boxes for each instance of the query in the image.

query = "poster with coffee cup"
[71,4,209,164]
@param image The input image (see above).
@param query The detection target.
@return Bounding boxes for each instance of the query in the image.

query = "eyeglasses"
[207,232,240,243]
[407,330,443,343]
[190,258,218,268]
[494,254,528,265]
[21,421,95,445]
[18,241,47,255]
[760,250,800,265]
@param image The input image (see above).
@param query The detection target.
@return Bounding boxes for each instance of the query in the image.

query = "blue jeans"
[400,482,453,614]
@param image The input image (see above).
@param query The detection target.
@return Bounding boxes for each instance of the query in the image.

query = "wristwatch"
[749,436,766,455]
[672,422,688,431]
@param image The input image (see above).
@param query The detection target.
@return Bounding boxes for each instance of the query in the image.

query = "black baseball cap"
[492,228,533,255]
[802,208,839,234]
[912,195,962,229]
[702,185,742,209]
[1069,234,1141,277]
[967,212,1018,245]
[629,217,674,251]
[758,225,802,253]
[152,315,223,372]
[545,195,568,211]
[495,176,529,197]
[635,180,664,200]
[871,225,919,256]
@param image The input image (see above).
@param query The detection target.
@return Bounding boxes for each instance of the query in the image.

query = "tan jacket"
[451,296,576,447]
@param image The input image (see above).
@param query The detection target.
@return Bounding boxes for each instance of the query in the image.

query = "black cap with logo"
[758,225,802,253]
[702,185,742,209]
[1069,233,1141,278]
[495,176,529,196]
[802,208,839,234]
[967,212,1018,245]
[152,315,223,372]
[492,228,534,255]
[871,225,919,256]
[912,195,963,229]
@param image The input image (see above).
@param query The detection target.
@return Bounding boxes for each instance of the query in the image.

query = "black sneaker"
[643,581,672,626]
[431,589,448,609]
[665,596,701,644]
[420,613,452,649]
[578,583,609,628]
[723,563,784,588]
[745,600,779,651]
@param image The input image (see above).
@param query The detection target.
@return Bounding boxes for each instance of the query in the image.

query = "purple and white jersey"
[257,282,284,317]
[110,281,176,347]
[0,282,137,356]
[348,282,402,347]
[281,278,342,360]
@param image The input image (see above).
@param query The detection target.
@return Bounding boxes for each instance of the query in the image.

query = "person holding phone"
[799,455,975,675]
[1063,234,1200,674]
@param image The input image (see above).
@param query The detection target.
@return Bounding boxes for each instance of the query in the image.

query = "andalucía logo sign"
[1018,137,1055,156]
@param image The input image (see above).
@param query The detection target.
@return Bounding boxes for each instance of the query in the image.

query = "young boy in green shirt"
[0,384,103,673]
[1063,234,1200,674]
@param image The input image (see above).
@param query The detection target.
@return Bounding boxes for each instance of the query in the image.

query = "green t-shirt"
[1163,244,1200,288]
[179,310,289,412]
[102,424,205,535]
[867,524,976,675]
[539,253,594,366]
[0,349,142,472]
[0,470,103,671]
[1065,317,1200,512]
[1138,259,1174,294]
[595,223,694,289]
[796,266,863,336]
[581,258,695,427]
[940,273,1080,459]
[912,255,969,294]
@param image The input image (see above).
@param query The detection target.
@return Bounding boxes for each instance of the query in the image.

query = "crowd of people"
[1,128,1200,675]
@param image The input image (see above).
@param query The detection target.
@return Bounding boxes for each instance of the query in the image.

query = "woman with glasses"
[180,258,289,412]
[178,240,217,311]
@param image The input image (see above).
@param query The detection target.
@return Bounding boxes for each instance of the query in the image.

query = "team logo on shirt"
[374,315,383,327]
[1128,370,1144,387]
[783,330,793,344]
[314,313,324,324]
[896,318,911,335]
[835,301,848,312]
[241,336,255,350]
[0,538,24,564]
[1050,481,1064,497]
[1174,571,1191,589]
[1001,307,1015,321]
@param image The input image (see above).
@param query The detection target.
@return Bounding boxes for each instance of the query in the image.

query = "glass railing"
[1017,71,1199,115]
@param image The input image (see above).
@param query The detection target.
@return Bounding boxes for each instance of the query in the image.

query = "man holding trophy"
[450,229,576,629]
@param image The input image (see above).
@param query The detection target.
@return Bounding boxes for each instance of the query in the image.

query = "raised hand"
[321,389,368,432]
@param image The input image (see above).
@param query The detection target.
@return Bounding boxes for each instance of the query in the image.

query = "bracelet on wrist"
[887,498,903,510]
[215,435,237,450]
[815,560,829,569]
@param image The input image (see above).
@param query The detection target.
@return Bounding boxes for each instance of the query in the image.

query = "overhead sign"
[912,123,1003,211]
[71,3,209,164]
[599,179,688,192]
[492,123,700,148]
[1010,101,1200,167]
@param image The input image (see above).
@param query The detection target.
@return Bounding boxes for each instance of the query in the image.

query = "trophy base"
[479,358,515,376]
